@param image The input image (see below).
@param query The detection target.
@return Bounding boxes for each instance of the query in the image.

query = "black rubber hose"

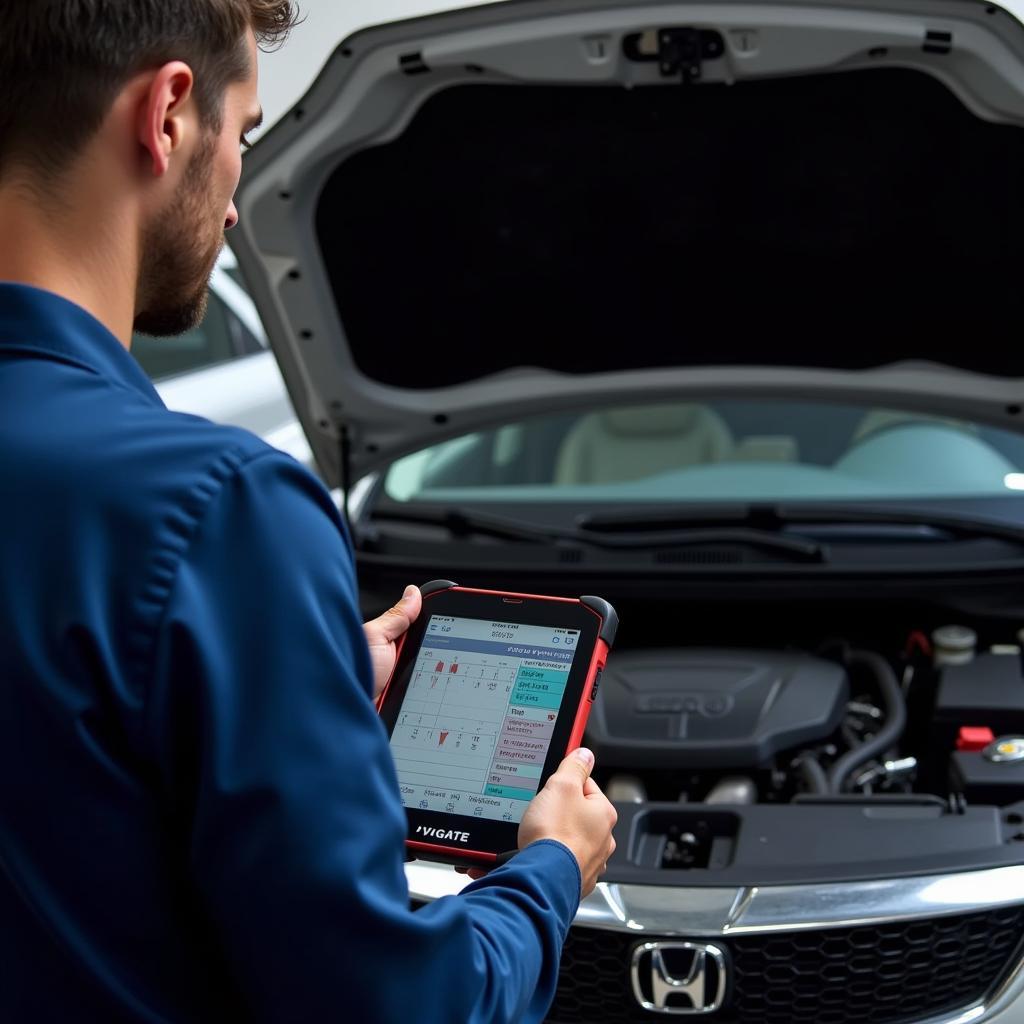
[798,755,829,795]
[827,651,907,794]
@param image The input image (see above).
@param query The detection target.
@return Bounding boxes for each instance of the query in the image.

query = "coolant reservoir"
[932,625,977,668]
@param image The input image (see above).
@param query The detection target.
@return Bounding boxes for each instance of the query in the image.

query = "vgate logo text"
[416,825,471,843]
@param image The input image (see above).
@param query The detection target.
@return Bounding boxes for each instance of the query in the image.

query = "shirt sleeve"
[142,450,580,1024]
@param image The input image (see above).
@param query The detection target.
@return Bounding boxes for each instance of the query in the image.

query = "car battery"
[932,653,1024,751]
[951,737,1024,805]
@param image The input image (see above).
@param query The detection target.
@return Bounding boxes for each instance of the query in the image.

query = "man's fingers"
[367,585,421,643]
[551,747,595,790]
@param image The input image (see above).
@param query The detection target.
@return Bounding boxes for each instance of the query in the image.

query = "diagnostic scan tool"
[377,581,618,866]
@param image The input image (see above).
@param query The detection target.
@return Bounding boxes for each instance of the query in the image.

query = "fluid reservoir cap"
[933,625,978,651]
[983,736,1024,763]
[932,625,977,666]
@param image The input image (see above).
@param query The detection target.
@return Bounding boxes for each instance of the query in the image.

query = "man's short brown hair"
[0,0,298,182]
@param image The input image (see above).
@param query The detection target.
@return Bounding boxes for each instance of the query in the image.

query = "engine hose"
[798,755,829,795]
[827,650,907,794]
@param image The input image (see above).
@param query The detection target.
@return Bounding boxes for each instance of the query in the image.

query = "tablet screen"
[389,614,582,825]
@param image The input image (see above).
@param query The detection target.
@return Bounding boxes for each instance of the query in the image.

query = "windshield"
[383,401,1024,505]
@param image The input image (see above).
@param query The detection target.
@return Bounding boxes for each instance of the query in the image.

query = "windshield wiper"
[366,507,827,562]
[578,503,1024,548]
[365,507,580,545]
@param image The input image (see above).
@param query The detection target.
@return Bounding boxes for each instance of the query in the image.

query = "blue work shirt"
[0,283,581,1023]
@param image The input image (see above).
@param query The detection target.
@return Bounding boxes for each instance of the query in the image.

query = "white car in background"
[134,247,314,473]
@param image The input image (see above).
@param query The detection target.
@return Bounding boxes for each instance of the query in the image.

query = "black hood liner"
[317,69,1024,390]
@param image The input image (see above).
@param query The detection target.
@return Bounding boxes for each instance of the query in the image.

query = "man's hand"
[363,585,422,700]
[457,749,617,895]
[519,748,617,898]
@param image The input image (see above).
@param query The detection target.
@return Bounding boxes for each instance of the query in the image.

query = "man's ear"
[138,62,196,178]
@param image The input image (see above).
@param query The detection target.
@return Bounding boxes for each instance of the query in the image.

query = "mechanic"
[0,3,617,1021]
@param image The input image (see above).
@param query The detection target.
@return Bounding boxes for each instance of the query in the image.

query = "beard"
[133,135,224,337]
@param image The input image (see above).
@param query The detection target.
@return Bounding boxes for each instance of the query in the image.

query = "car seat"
[553,403,734,485]
[851,409,978,445]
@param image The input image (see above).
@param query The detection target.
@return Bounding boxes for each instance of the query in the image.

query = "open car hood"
[232,0,1024,487]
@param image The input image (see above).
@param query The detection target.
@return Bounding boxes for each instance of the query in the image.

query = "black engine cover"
[586,649,848,769]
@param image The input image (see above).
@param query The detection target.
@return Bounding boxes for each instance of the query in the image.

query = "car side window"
[131,289,241,381]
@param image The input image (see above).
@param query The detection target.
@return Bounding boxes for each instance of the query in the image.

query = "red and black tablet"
[377,581,618,866]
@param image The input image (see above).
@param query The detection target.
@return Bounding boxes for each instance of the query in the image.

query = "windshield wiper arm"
[772,503,1024,546]
[592,526,825,560]
[365,507,578,545]
[579,503,1024,547]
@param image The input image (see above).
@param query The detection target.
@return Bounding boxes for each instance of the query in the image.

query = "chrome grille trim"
[406,862,1024,935]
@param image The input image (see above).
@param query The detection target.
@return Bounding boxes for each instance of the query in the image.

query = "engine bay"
[582,621,1024,882]
[358,563,1024,883]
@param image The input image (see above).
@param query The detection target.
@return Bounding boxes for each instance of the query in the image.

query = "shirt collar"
[0,282,164,406]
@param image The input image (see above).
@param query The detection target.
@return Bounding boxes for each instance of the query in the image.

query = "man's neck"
[0,174,138,348]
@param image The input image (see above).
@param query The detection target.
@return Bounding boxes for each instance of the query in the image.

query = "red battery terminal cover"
[957,726,995,752]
